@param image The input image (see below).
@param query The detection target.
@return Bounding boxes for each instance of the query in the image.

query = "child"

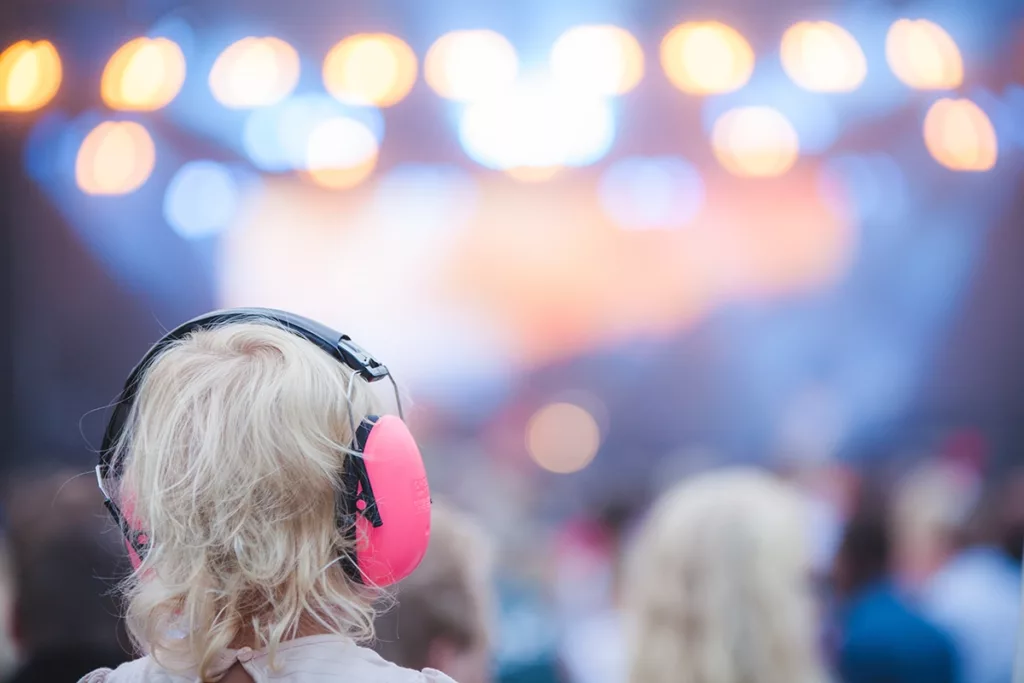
[80,309,448,683]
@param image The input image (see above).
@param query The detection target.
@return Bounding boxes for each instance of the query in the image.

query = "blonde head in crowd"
[109,321,383,680]
[624,468,826,683]
[375,501,495,683]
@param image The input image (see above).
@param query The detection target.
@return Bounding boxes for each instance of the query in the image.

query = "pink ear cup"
[117,416,431,584]
[354,415,431,586]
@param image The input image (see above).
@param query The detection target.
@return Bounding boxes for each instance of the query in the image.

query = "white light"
[550,25,644,96]
[209,37,300,108]
[425,30,518,102]
[599,156,705,229]
[163,160,240,239]
[458,79,616,169]
[305,117,378,170]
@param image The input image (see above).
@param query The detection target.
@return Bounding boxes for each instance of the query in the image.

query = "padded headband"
[98,307,393,478]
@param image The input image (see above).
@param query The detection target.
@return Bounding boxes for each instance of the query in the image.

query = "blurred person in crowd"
[834,501,958,683]
[891,460,977,591]
[375,501,495,683]
[2,469,132,683]
[624,468,828,683]
[556,500,636,683]
[921,469,1024,683]
[79,316,456,683]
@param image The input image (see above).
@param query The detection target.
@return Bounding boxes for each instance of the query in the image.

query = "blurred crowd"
[1,450,1022,683]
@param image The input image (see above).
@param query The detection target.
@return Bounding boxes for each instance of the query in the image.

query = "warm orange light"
[886,19,963,90]
[550,25,644,96]
[303,117,379,189]
[209,37,299,108]
[505,165,562,183]
[102,37,186,111]
[526,402,601,474]
[781,21,866,92]
[660,22,754,95]
[711,106,800,177]
[923,98,997,171]
[323,34,417,107]
[0,40,62,112]
[425,30,518,102]
[75,121,156,195]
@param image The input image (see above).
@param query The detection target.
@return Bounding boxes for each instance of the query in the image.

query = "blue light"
[23,111,71,184]
[778,95,840,155]
[1004,85,1024,149]
[163,160,240,239]
[148,15,197,56]
[599,156,705,230]
[242,106,288,171]
[819,153,908,224]
[242,93,385,172]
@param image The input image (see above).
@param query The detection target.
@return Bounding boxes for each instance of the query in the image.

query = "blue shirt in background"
[839,582,959,683]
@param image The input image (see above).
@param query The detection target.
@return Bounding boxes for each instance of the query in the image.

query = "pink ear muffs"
[353,415,431,586]
[97,309,434,589]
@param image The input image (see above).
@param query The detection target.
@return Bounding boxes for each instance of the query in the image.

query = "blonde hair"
[110,320,384,680]
[624,468,826,683]
[374,500,494,668]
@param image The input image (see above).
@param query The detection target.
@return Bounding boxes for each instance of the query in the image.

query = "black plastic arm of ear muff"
[347,418,384,529]
[336,421,384,584]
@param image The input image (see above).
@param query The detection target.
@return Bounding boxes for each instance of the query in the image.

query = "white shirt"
[79,634,458,683]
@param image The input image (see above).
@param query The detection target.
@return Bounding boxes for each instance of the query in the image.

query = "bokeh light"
[550,25,644,96]
[711,106,800,177]
[660,22,754,95]
[102,37,186,111]
[526,402,601,474]
[459,79,615,170]
[164,161,240,238]
[425,30,518,102]
[886,19,963,90]
[323,34,417,107]
[209,37,299,108]
[242,93,384,172]
[599,156,705,229]
[75,121,156,195]
[780,21,867,92]
[303,116,379,189]
[923,98,997,171]
[0,40,62,112]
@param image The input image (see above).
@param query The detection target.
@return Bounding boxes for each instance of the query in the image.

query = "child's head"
[624,467,825,683]
[374,501,494,683]
[111,320,383,676]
